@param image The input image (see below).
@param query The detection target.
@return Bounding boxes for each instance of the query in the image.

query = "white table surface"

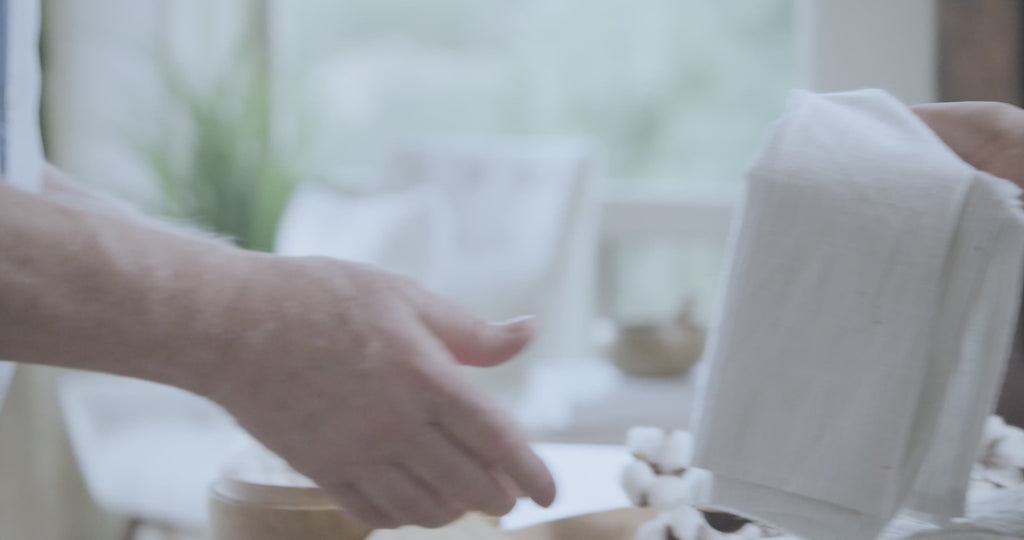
[513,359,696,444]
[501,443,634,530]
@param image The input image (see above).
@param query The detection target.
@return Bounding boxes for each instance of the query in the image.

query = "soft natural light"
[270,1,797,325]
[14,1,970,539]
[279,0,795,190]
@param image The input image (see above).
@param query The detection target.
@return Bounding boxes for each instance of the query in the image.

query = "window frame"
[595,0,939,317]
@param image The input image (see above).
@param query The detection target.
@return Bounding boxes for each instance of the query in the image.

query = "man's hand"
[912,101,1024,187]
[0,181,554,529]
[206,254,555,529]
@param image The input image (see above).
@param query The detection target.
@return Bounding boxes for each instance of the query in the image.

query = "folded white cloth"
[691,89,1024,540]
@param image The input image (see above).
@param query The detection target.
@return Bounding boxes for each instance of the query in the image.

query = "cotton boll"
[967,481,1008,519]
[628,426,667,463]
[648,469,713,510]
[732,523,768,538]
[971,462,989,481]
[978,416,1007,466]
[969,483,1024,535]
[988,425,1024,471]
[664,505,709,539]
[656,430,694,475]
[983,416,1008,448]
[622,460,657,507]
[685,468,714,507]
[634,515,672,540]
[648,475,693,511]
[982,465,1024,488]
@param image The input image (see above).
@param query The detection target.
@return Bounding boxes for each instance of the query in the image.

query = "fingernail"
[490,315,536,327]
[538,491,556,508]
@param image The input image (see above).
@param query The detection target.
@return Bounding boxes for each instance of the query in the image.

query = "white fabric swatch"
[691,89,1024,540]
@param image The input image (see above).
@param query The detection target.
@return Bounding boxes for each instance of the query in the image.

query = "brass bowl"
[209,478,373,540]
[609,323,704,378]
[508,508,657,540]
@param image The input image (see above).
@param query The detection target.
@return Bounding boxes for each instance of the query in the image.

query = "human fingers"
[405,285,536,367]
[322,480,397,529]
[401,427,517,516]
[398,308,554,507]
[437,391,556,508]
[353,467,466,529]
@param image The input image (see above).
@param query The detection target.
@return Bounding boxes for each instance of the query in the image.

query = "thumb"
[411,291,536,367]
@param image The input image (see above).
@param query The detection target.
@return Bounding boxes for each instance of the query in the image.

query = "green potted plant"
[140,9,301,252]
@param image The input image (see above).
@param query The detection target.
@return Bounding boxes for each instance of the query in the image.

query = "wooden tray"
[509,508,657,540]
[368,508,656,540]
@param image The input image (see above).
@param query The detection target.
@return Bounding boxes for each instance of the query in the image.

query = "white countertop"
[512,359,697,444]
[502,443,634,530]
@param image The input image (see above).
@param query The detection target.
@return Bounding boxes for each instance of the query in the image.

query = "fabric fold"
[691,89,1024,540]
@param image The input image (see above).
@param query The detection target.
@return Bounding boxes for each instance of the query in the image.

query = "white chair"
[276,137,601,408]
[386,138,600,356]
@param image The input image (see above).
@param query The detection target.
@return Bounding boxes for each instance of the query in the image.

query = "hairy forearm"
[0,182,245,394]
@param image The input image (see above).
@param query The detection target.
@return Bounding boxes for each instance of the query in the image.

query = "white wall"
[43,0,250,207]
[797,0,937,104]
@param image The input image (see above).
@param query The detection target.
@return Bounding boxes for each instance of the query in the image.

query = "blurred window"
[277,0,796,325]
[279,0,794,192]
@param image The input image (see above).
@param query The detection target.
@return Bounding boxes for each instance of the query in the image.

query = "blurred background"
[1,0,1020,538]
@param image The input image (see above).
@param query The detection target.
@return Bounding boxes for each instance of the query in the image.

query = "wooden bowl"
[508,508,657,540]
[609,323,704,378]
[210,476,654,540]
[209,478,373,540]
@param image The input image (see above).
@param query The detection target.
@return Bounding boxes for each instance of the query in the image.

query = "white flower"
[988,424,1024,471]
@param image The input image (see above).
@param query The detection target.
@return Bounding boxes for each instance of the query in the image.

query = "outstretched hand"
[0,171,555,530]
[207,255,555,529]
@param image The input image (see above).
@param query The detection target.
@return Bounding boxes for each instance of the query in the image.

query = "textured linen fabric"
[690,90,1024,540]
